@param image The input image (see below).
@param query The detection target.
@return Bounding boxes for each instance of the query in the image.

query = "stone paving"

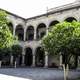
[0,68,80,80]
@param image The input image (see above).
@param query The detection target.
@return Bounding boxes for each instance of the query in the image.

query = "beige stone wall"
[6,5,80,67]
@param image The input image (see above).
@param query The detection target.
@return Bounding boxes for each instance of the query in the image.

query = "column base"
[59,66,63,69]
[31,64,35,67]
[44,65,48,68]
[21,64,25,67]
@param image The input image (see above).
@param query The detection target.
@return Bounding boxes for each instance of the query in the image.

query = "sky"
[0,0,76,18]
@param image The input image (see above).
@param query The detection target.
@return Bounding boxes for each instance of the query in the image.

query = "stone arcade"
[1,0,80,68]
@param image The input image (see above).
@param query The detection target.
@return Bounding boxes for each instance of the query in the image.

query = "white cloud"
[0,0,76,18]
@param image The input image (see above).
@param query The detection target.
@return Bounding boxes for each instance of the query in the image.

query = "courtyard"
[0,68,80,80]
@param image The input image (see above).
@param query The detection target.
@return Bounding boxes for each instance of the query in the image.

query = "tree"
[42,21,80,80]
[0,10,16,49]
[11,44,22,68]
[0,10,16,67]
[12,45,22,57]
[42,21,80,68]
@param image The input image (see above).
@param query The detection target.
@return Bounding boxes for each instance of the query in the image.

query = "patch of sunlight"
[0,74,32,80]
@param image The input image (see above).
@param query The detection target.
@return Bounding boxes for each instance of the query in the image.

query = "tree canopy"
[0,10,16,49]
[42,21,80,67]
[12,45,22,57]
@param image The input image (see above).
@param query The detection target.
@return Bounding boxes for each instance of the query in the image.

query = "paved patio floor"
[0,68,80,80]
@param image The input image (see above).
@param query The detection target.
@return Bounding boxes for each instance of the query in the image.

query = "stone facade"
[1,0,80,67]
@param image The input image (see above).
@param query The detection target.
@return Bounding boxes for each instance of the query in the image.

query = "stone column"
[46,27,48,35]
[22,54,25,66]
[32,50,36,67]
[32,55,36,67]
[44,51,48,67]
[34,28,36,40]
[24,29,26,41]
[60,55,62,66]
[21,48,25,66]
[13,25,16,36]
[10,55,13,66]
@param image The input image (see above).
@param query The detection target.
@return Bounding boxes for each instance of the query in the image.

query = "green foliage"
[42,21,80,66]
[0,10,17,58]
[11,45,22,57]
[0,10,9,24]
[0,10,16,49]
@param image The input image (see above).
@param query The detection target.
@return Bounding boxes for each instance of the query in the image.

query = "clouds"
[0,0,75,18]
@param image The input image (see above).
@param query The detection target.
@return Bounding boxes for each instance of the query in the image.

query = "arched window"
[37,23,46,40]
[35,47,45,67]
[15,25,24,41]
[25,47,33,66]
[26,26,34,41]
[49,20,59,27]
[65,17,77,22]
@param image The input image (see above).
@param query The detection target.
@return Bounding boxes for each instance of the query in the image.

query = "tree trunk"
[63,64,69,80]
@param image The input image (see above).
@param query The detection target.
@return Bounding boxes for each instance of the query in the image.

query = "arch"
[36,23,46,40]
[49,20,59,27]
[65,17,77,22]
[7,22,13,34]
[35,47,45,67]
[15,25,24,41]
[26,26,34,41]
[25,47,33,66]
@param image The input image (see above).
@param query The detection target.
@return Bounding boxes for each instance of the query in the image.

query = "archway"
[26,26,34,41]
[49,20,59,27]
[7,22,13,34]
[35,47,45,67]
[15,25,24,41]
[49,20,59,30]
[36,23,46,40]
[25,47,33,66]
[65,17,77,22]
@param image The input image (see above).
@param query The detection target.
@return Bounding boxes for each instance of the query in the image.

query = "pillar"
[32,50,35,67]
[13,24,16,36]
[22,54,25,66]
[44,51,48,67]
[24,29,26,41]
[32,55,35,67]
[10,55,13,66]
[21,48,25,66]
[34,28,36,40]
[46,27,48,35]
[60,55,62,66]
